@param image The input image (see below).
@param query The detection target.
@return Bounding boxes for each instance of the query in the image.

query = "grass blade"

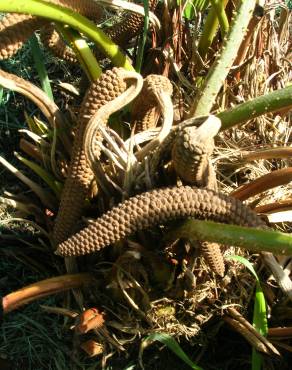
[0,155,57,210]
[14,151,62,198]
[181,0,210,22]
[29,34,54,101]
[135,0,149,72]
[140,332,203,370]
[226,255,268,370]
[24,112,48,136]
[0,86,3,104]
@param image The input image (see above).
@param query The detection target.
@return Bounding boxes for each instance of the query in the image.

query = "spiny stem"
[189,0,257,117]
[218,85,292,130]
[166,219,292,255]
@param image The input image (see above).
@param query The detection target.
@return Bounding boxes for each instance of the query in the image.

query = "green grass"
[0,255,70,370]
[226,256,268,370]
[0,40,83,369]
[29,35,54,101]
[0,47,34,158]
[140,333,203,369]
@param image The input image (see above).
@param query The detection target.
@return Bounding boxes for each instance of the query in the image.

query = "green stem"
[209,0,229,38]
[166,220,292,255]
[0,0,134,71]
[189,0,257,117]
[218,84,292,130]
[29,34,54,101]
[56,24,101,81]
[198,0,229,59]
[251,282,266,370]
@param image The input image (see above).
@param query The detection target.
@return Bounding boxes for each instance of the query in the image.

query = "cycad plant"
[0,0,291,368]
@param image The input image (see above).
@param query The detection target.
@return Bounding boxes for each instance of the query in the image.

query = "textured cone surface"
[36,0,154,62]
[131,74,173,132]
[200,241,225,277]
[40,26,78,63]
[0,0,102,60]
[106,0,158,47]
[57,186,266,257]
[0,14,45,60]
[54,0,103,20]
[53,68,127,245]
[172,126,215,186]
[172,125,223,275]
[39,0,103,62]
[149,117,209,180]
